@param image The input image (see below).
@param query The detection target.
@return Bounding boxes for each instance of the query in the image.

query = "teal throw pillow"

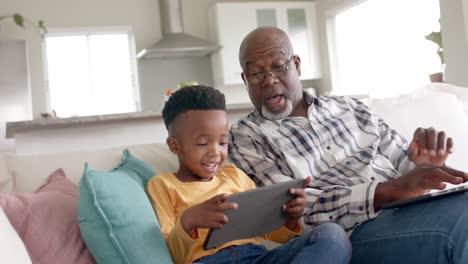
[77,149,172,264]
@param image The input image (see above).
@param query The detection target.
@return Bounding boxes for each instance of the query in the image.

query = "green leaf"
[12,13,24,27]
[38,20,47,33]
[425,31,442,49]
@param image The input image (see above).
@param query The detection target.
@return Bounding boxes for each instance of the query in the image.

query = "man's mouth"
[265,94,285,111]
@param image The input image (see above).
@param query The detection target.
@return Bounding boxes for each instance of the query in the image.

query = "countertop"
[6,103,254,139]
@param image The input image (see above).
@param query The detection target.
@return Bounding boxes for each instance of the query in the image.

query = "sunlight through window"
[331,0,441,98]
[44,32,139,117]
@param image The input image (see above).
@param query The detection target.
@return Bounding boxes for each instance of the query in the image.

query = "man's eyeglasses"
[244,55,294,84]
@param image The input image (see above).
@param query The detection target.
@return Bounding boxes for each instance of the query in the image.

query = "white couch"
[1,83,468,262]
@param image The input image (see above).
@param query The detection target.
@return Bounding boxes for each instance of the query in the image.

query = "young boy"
[146,85,351,264]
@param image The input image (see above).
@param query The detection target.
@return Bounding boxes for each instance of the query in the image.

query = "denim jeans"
[194,222,351,264]
[350,192,468,264]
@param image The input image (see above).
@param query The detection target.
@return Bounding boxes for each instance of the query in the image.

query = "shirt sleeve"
[229,119,380,232]
[146,178,197,264]
[375,115,416,174]
[346,97,416,175]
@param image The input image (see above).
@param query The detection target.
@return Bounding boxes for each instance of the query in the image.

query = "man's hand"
[374,165,468,211]
[283,177,311,231]
[408,127,453,166]
[180,193,238,236]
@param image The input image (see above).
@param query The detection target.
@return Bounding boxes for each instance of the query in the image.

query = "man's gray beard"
[261,98,293,120]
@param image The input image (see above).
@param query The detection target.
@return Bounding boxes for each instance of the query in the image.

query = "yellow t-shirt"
[145,164,301,264]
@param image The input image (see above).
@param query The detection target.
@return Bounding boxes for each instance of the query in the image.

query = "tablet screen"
[203,178,305,249]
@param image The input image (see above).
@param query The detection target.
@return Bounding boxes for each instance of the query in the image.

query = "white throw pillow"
[6,143,178,193]
[369,91,468,172]
[0,207,32,264]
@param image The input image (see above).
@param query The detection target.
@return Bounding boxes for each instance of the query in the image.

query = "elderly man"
[229,26,468,263]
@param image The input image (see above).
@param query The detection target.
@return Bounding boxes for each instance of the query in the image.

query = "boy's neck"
[175,171,214,182]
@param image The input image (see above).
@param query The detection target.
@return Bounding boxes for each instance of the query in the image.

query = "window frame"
[41,26,141,117]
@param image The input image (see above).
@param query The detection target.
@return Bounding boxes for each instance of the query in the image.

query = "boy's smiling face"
[167,109,229,182]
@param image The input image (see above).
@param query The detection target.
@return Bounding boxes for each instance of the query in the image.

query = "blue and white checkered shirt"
[228,91,416,232]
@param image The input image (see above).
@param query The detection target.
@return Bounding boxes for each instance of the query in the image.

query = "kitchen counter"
[5,103,253,139]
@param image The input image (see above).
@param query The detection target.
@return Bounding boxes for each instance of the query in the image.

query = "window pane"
[46,36,92,117]
[256,9,277,27]
[332,0,441,97]
[45,32,137,117]
[89,34,135,115]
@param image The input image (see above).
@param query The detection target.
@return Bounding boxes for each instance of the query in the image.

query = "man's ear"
[241,72,247,85]
[293,55,301,76]
[166,136,179,155]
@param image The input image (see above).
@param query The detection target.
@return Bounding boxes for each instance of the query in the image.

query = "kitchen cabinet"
[209,1,321,86]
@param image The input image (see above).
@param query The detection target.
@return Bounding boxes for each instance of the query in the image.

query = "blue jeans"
[350,192,468,264]
[194,222,351,264]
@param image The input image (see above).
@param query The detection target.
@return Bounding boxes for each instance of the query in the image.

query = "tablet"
[382,184,468,209]
[203,178,305,250]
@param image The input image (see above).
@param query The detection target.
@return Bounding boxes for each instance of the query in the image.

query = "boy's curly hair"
[162,85,226,129]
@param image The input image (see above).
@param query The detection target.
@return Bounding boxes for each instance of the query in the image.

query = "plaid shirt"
[228,91,415,232]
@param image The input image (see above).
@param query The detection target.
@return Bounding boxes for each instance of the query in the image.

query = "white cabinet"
[209,1,321,86]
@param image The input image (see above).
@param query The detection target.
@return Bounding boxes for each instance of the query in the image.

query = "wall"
[13,108,252,154]
[139,57,214,112]
[1,0,323,124]
[440,0,468,87]
[465,0,468,45]
[0,0,161,119]
[0,40,31,152]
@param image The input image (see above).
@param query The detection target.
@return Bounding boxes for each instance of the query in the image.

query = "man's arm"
[348,97,416,175]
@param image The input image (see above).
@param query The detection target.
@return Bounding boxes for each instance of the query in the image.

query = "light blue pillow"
[78,149,172,264]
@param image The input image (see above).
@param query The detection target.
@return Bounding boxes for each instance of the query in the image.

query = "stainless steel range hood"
[137,0,220,59]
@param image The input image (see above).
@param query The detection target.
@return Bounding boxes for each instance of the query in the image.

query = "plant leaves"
[424,31,442,49]
[13,13,25,27]
[38,20,47,33]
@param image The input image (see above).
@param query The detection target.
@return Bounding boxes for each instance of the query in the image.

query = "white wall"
[0,40,31,152]
[440,0,468,87]
[465,0,468,45]
[139,57,214,112]
[0,0,161,119]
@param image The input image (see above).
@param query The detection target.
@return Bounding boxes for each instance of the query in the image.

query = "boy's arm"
[146,179,197,264]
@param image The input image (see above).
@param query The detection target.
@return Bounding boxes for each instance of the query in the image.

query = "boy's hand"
[283,177,311,231]
[180,193,238,236]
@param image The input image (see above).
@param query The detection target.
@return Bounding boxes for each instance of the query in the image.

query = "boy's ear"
[166,136,179,155]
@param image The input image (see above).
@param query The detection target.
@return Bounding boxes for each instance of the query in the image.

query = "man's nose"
[262,72,278,86]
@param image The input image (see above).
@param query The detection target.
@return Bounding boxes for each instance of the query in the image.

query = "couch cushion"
[0,154,13,194]
[78,149,172,264]
[0,168,95,263]
[6,143,178,193]
[0,207,32,264]
[369,89,468,171]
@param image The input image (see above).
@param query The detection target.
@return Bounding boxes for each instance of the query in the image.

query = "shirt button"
[359,206,364,211]
[346,161,351,165]
[371,177,375,181]
[329,215,333,220]
[326,146,331,150]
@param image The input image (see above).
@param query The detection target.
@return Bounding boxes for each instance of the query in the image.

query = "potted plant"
[0,13,47,35]
[425,29,444,83]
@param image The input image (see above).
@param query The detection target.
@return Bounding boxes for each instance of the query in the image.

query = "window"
[43,29,140,117]
[329,0,441,97]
